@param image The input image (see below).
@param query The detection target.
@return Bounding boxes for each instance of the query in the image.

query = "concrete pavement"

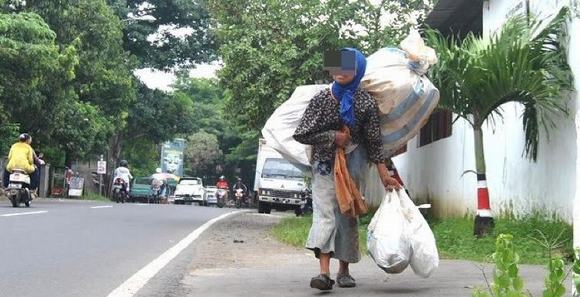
[161,212,571,297]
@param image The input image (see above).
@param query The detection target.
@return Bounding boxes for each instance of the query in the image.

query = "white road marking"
[1,211,48,217]
[248,213,283,218]
[90,206,113,209]
[107,210,242,297]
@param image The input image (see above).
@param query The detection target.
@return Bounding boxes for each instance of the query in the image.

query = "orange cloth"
[334,147,368,218]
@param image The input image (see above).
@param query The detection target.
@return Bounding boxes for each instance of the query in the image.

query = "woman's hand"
[382,175,402,192]
[377,163,402,191]
[335,128,351,148]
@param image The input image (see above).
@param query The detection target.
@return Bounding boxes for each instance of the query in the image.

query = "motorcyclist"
[3,134,41,196]
[151,168,166,198]
[216,175,229,190]
[232,177,248,196]
[113,160,133,193]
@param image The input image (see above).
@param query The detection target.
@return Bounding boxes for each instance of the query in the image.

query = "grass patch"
[80,192,110,202]
[433,215,572,265]
[272,212,573,265]
[271,213,373,255]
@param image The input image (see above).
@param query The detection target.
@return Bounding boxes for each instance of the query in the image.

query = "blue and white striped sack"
[361,47,440,158]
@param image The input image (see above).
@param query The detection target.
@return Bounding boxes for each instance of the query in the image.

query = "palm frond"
[425,7,572,161]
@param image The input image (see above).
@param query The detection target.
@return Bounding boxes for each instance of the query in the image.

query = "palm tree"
[425,8,573,236]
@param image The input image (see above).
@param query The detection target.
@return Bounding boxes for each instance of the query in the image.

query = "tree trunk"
[64,151,73,168]
[106,133,123,197]
[473,126,494,237]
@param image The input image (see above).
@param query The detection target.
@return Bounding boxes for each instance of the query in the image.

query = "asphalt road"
[0,199,234,297]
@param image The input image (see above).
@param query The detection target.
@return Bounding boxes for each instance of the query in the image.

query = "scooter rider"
[151,168,166,197]
[3,134,40,196]
[216,175,229,190]
[113,160,133,193]
[232,177,248,198]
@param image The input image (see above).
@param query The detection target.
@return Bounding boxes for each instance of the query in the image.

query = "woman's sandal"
[310,274,335,290]
[337,274,356,288]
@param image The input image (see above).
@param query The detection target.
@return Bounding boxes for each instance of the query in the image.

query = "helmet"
[19,133,31,142]
[219,175,225,180]
[156,168,162,173]
[120,160,128,167]
[237,177,242,182]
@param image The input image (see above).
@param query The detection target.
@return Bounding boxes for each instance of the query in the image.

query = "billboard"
[160,138,186,177]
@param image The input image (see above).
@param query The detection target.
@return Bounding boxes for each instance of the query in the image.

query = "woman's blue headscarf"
[331,48,367,128]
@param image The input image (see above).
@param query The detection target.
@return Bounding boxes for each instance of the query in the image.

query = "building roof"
[424,0,483,37]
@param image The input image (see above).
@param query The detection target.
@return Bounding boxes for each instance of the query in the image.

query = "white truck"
[254,139,307,215]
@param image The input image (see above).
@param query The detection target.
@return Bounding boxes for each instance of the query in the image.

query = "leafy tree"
[208,0,431,142]
[122,138,160,177]
[126,83,195,144]
[5,0,137,166]
[426,9,572,235]
[0,11,78,159]
[184,131,223,178]
[107,0,216,70]
[0,123,19,157]
[171,76,256,181]
[121,83,199,177]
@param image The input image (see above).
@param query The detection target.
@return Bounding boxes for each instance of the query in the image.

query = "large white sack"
[398,190,439,278]
[367,191,411,274]
[261,85,328,166]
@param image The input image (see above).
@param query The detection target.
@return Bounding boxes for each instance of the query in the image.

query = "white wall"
[393,0,579,221]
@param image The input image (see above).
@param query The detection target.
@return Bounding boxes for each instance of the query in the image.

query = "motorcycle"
[216,188,228,208]
[112,178,128,203]
[6,169,32,208]
[234,188,245,208]
[296,188,313,216]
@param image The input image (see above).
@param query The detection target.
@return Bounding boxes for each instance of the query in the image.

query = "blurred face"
[332,74,355,86]
[27,137,32,144]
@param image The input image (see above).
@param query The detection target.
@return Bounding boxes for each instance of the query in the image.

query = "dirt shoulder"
[187,211,306,272]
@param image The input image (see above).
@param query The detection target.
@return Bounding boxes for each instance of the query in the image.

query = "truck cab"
[255,139,307,214]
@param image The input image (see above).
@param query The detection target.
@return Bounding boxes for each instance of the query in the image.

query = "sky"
[135,62,222,92]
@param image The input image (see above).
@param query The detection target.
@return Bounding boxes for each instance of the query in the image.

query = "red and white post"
[474,173,494,237]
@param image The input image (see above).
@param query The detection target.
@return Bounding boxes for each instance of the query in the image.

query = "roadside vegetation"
[80,192,110,203]
[272,212,572,265]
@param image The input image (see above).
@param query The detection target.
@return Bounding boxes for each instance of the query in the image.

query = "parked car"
[205,186,218,206]
[130,177,152,203]
[173,177,206,205]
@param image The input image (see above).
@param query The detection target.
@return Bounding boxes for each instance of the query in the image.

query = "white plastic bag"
[367,190,439,277]
[261,85,328,166]
[398,190,439,278]
[367,191,411,274]
[400,30,438,68]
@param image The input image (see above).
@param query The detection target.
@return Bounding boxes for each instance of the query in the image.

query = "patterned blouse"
[293,88,384,164]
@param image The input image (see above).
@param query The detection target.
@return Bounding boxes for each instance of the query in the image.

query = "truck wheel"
[258,201,265,213]
[294,207,302,217]
[258,201,271,214]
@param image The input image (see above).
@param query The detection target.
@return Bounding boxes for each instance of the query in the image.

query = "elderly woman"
[293,48,401,291]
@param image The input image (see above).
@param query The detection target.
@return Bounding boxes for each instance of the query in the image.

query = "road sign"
[97,161,107,175]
